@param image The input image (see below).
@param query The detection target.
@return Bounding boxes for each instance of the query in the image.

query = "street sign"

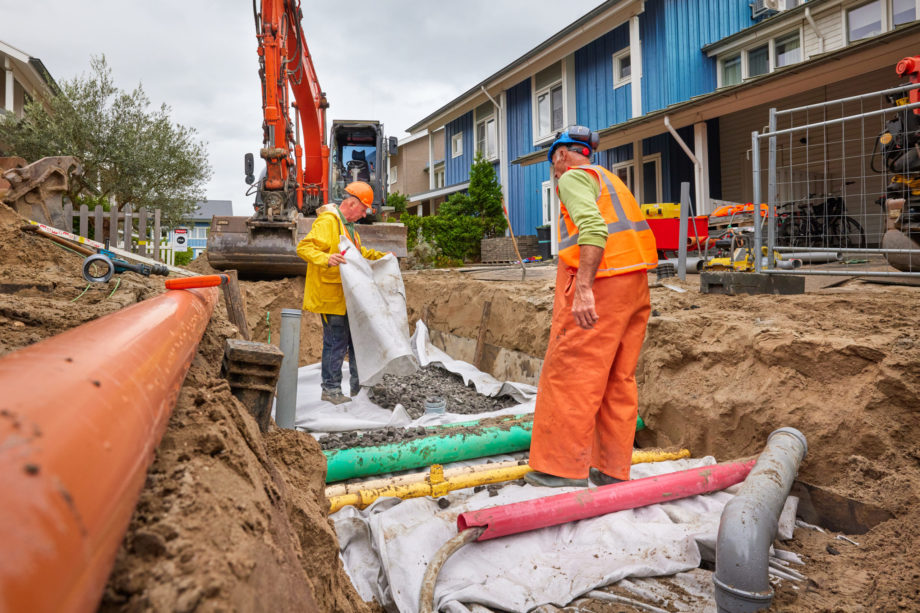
[172,228,189,251]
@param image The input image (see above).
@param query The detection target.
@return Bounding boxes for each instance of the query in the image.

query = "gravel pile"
[367,365,519,420]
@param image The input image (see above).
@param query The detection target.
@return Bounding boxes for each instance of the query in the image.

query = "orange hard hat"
[344,181,374,206]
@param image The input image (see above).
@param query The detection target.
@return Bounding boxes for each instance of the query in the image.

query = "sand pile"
[3,199,920,610]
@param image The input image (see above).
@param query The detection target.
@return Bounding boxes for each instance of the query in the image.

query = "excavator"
[207,0,406,277]
[874,55,920,272]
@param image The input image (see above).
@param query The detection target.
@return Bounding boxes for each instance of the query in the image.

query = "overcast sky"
[2,0,604,215]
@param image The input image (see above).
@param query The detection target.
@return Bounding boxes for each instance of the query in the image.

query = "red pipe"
[0,286,218,613]
[457,460,756,541]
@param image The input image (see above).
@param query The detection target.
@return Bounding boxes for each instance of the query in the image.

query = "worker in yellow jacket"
[296,181,386,405]
[525,127,658,488]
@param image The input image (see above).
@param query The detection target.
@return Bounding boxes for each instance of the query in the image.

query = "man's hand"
[327,252,346,266]
[571,244,603,329]
[572,285,599,329]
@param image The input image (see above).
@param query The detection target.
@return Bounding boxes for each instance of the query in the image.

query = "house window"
[774,31,801,68]
[192,225,208,239]
[535,83,564,141]
[893,0,916,26]
[542,180,553,226]
[434,168,445,189]
[721,54,742,87]
[642,154,662,204]
[848,1,882,41]
[476,116,497,160]
[451,132,463,158]
[611,160,635,191]
[747,44,770,77]
[612,48,632,88]
[389,166,397,184]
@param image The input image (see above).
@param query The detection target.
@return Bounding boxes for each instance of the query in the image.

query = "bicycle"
[775,195,866,250]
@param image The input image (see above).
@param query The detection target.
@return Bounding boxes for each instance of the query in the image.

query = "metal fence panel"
[754,82,920,277]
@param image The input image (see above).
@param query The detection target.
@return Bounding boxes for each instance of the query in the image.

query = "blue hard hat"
[547,126,598,163]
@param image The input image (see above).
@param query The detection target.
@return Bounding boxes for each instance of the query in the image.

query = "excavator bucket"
[207,215,407,278]
[1,156,83,228]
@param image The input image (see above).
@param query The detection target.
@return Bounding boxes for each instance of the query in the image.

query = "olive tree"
[0,55,212,227]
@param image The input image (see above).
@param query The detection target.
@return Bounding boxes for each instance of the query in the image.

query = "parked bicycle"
[775,195,866,250]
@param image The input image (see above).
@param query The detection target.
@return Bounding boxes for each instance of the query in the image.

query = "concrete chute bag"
[338,236,418,385]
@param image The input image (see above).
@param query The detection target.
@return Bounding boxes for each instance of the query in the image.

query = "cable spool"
[82,254,115,283]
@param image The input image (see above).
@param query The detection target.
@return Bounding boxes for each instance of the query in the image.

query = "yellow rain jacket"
[296,208,385,315]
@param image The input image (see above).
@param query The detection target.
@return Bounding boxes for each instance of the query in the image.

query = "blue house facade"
[406,0,920,250]
[169,200,232,260]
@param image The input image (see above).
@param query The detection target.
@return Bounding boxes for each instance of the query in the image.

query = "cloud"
[1,0,604,214]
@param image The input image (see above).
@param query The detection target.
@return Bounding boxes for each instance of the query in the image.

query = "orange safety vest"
[557,164,658,277]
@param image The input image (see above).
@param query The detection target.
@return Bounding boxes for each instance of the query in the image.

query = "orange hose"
[0,286,218,613]
[164,274,228,289]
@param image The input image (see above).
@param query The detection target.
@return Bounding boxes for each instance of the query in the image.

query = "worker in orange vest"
[524,126,658,488]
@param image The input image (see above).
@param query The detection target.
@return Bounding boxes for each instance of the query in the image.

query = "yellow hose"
[327,448,691,513]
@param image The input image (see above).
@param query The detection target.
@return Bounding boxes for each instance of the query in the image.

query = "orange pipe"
[164,274,228,289]
[0,286,218,613]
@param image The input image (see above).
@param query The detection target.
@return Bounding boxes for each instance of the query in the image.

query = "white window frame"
[434,167,445,189]
[612,48,632,89]
[609,153,663,204]
[715,27,803,87]
[541,180,554,226]
[476,114,498,161]
[451,132,463,158]
[192,225,208,239]
[719,53,743,88]
[532,79,565,145]
[389,165,397,184]
[639,153,663,205]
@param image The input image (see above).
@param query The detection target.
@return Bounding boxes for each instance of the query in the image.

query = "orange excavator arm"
[256,0,329,211]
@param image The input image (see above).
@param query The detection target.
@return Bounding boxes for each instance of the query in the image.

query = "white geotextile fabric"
[291,321,537,433]
[338,236,418,386]
[332,457,799,613]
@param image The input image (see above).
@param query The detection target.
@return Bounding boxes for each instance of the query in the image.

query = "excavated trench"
[2,200,920,611]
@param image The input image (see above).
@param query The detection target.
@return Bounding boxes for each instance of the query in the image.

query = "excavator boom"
[207,0,405,278]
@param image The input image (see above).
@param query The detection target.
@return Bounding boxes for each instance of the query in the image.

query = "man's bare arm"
[572,245,603,329]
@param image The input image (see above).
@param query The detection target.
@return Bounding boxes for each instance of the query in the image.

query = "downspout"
[714,427,808,613]
[664,115,704,215]
[0,286,218,613]
[804,7,824,55]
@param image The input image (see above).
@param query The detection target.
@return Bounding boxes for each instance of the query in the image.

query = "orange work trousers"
[529,265,651,481]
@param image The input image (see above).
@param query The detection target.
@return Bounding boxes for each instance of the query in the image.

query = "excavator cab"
[328,120,392,217]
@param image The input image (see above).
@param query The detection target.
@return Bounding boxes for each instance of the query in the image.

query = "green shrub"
[174,250,193,267]
[387,191,408,215]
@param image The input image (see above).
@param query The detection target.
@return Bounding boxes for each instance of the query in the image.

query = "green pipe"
[324,413,647,483]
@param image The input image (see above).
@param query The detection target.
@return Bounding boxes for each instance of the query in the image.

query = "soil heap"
[2,199,919,611]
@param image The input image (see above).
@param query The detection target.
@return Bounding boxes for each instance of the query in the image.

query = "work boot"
[347,385,362,398]
[589,467,626,486]
[321,389,351,405]
[523,470,588,488]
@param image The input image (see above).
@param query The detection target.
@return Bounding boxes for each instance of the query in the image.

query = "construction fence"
[750,81,920,278]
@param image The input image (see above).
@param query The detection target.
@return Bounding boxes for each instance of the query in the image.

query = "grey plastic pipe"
[276,308,302,429]
[714,427,808,613]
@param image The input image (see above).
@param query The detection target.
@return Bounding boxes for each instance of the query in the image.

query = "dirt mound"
[4,198,920,612]
[0,203,372,612]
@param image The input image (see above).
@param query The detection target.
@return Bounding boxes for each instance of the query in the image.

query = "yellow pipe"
[327,448,691,513]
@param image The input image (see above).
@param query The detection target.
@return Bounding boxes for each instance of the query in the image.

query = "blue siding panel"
[506,79,550,237]
[574,23,631,129]
[445,112,474,185]
[642,0,754,113]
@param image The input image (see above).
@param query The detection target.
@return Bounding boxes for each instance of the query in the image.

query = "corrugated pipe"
[327,448,692,513]
[0,286,218,613]
[714,427,807,613]
[324,414,646,483]
[419,460,756,612]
